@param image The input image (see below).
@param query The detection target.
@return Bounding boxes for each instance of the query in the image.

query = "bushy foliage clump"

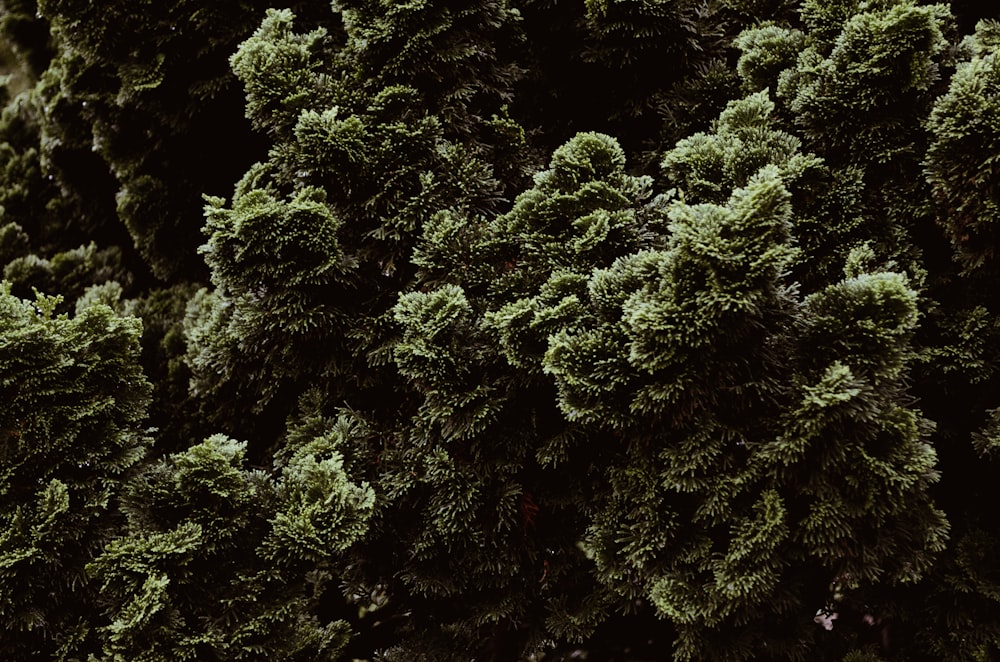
[3,0,1000,659]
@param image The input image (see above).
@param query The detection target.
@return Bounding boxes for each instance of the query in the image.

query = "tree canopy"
[2,0,1000,659]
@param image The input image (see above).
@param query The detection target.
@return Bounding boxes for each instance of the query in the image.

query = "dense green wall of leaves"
[3,0,1000,659]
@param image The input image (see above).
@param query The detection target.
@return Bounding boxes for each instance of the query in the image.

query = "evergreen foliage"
[0,284,151,659]
[926,19,1000,273]
[3,0,1000,659]
[89,427,372,661]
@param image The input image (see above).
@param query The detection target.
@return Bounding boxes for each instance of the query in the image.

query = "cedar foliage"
[3,0,1000,660]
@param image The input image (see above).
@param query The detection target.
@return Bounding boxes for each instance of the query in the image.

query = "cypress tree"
[0,284,151,659]
[88,423,374,660]
[926,19,1000,274]
[4,0,1000,659]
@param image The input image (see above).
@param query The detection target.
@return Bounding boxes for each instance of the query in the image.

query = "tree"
[926,19,1000,274]
[0,0,336,283]
[186,4,522,442]
[382,132,666,658]
[540,166,945,660]
[88,418,374,661]
[4,0,1000,659]
[0,284,151,659]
